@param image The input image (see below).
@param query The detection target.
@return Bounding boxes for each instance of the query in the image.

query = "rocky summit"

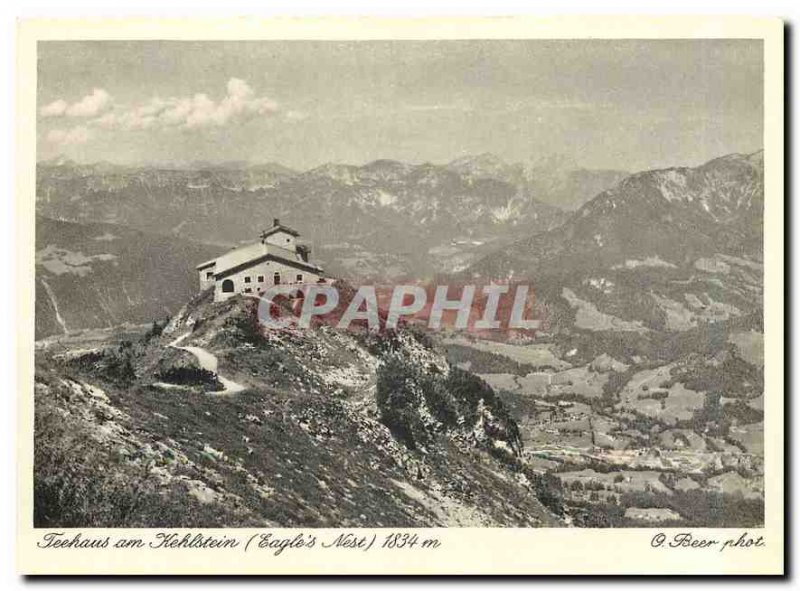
[34,290,562,528]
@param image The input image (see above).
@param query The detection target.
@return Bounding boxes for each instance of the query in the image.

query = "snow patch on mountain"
[613,256,677,270]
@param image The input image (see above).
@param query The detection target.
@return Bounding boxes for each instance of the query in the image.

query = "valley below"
[441,319,764,527]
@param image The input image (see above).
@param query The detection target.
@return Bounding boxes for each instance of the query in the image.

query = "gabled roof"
[196,258,217,270]
[261,224,300,239]
[197,240,323,276]
[215,252,322,280]
[214,242,269,275]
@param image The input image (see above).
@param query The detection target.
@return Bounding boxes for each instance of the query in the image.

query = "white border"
[5,4,790,584]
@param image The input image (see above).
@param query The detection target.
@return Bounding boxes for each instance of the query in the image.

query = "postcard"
[16,16,784,575]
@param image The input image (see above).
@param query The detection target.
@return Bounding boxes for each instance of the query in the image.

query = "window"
[258,275,264,283]
[221,279,234,293]
[286,238,291,243]
[273,273,281,285]
[206,271,213,279]
[244,276,251,283]
[296,274,303,283]
[244,288,252,294]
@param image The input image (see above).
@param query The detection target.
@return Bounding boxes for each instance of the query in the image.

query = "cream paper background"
[15,16,784,575]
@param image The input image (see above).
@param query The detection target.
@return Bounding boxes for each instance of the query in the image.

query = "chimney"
[273,218,280,227]
[297,243,311,262]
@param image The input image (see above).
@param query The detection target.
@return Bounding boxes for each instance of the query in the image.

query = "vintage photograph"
[32,36,767,532]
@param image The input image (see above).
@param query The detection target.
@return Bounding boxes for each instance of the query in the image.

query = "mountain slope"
[35,216,223,339]
[34,291,562,527]
[439,152,765,526]
[468,152,763,279]
[464,151,763,336]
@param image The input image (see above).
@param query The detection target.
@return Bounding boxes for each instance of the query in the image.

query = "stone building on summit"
[196,219,324,302]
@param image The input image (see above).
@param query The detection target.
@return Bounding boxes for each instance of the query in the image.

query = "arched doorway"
[222,279,234,293]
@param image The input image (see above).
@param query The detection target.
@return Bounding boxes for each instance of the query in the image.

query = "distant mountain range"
[35,154,628,279]
[38,153,626,215]
[34,151,761,338]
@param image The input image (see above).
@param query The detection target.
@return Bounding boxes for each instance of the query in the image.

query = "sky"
[36,39,763,172]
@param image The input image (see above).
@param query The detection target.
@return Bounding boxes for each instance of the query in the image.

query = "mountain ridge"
[466,150,764,282]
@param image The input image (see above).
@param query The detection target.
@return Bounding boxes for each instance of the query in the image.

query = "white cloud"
[40,99,68,117]
[41,88,112,118]
[40,79,279,148]
[46,126,92,145]
[89,78,279,132]
[66,88,112,117]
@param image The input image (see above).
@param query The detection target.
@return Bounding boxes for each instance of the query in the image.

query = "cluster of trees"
[66,319,171,387]
[617,489,763,528]
[443,343,536,375]
[155,366,220,387]
[100,341,138,386]
[561,478,764,528]
[375,355,521,456]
